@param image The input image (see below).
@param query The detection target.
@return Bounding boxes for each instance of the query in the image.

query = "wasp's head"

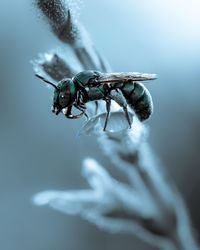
[35,75,76,115]
[52,79,76,115]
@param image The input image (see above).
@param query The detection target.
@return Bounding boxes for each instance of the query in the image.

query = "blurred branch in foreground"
[34,114,199,250]
[32,1,199,249]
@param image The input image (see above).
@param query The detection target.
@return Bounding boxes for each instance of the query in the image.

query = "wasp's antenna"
[35,74,58,90]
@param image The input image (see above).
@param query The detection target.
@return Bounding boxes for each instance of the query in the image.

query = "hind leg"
[103,98,111,131]
[110,90,131,128]
[95,101,98,115]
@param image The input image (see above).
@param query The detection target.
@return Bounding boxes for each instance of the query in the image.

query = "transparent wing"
[97,72,157,84]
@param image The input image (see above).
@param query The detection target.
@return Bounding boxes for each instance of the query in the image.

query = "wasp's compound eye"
[58,88,71,108]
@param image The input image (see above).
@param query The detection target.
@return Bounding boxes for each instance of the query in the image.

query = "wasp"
[35,70,156,131]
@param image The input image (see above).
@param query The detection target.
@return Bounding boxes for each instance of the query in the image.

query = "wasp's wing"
[97,72,157,84]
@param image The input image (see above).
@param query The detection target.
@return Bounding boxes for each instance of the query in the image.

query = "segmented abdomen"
[119,81,153,121]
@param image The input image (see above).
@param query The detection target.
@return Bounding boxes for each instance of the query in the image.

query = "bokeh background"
[0,0,200,249]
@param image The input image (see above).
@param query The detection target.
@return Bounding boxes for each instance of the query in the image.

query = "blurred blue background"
[0,0,200,249]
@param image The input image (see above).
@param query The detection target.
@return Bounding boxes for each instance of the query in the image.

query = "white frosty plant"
[32,1,199,249]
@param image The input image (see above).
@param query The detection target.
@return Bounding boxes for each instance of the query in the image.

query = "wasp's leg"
[65,106,72,118]
[65,105,86,119]
[74,104,89,120]
[95,101,98,115]
[103,98,111,132]
[110,90,131,128]
[122,106,131,128]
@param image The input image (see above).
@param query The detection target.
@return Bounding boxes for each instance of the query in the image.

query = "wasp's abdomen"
[120,82,153,121]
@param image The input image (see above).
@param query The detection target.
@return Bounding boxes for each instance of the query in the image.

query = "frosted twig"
[32,1,199,249]
[32,0,110,81]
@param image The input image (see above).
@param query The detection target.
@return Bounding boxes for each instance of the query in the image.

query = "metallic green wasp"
[36,70,157,131]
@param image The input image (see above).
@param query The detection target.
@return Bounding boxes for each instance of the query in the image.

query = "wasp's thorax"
[52,79,76,115]
[73,70,103,87]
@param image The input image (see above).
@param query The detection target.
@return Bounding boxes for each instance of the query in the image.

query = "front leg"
[74,104,89,120]
[65,105,86,119]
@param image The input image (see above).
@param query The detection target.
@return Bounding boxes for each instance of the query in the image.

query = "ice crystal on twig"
[78,111,134,136]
